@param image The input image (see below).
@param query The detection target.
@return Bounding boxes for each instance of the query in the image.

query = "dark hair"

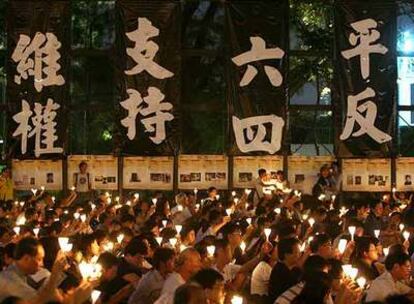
[327,258,343,280]
[190,268,224,289]
[388,244,406,256]
[14,237,40,260]
[173,283,205,304]
[214,239,229,256]
[207,187,217,194]
[258,169,266,177]
[309,234,331,253]
[97,252,119,270]
[354,236,375,260]
[4,243,16,260]
[292,271,332,304]
[0,227,9,239]
[79,161,87,169]
[385,252,410,271]
[39,237,60,271]
[278,238,300,261]
[302,255,328,281]
[125,236,149,257]
[180,224,195,240]
[1,296,23,304]
[153,247,176,269]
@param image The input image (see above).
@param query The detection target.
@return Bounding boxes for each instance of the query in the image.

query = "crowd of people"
[0,164,413,303]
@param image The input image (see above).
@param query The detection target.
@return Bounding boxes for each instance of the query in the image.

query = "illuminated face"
[366,244,379,262]
[394,261,411,281]
[24,245,44,275]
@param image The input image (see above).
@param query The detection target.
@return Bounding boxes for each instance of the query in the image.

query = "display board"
[178,155,228,190]
[396,158,414,192]
[12,159,63,190]
[123,156,173,190]
[233,156,283,188]
[342,158,391,192]
[288,156,335,194]
[67,155,118,190]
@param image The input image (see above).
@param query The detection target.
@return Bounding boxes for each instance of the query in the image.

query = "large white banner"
[396,158,414,192]
[233,155,283,188]
[123,156,173,190]
[178,155,228,190]
[342,158,391,192]
[288,156,335,194]
[68,155,118,190]
[12,159,63,190]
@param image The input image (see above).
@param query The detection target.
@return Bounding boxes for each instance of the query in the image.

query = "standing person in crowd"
[0,168,13,202]
[73,161,91,203]
[312,165,336,198]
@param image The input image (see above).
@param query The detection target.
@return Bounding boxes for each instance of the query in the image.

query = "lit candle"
[274,208,281,215]
[264,228,271,241]
[126,201,131,206]
[349,267,358,280]
[403,231,410,241]
[399,224,405,231]
[308,218,315,227]
[318,194,326,201]
[33,228,40,237]
[231,191,236,197]
[348,226,356,241]
[155,237,163,246]
[31,188,38,195]
[374,229,380,238]
[338,239,348,254]
[331,195,336,202]
[51,196,56,203]
[216,194,220,201]
[246,218,252,225]
[231,295,243,304]
[234,198,239,204]
[16,215,26,226]
[13,227,20,235]
[226,208,232,216]
[58,237,73,252]
[175,225,182,235]
[356,277,366,289]
[383,247,389,256]
[169,238,177,247]
[103,242,114,252]
[152,198,157,204]
[40,186,45,191]
[115,196,120,202]
[177,205,183,212]
[117,234,124,243]
[240,241,246,253]
[134,193,139,199]
[70,186,76,191]
[193,188,198,195]
[180,244,187,252]
[19,201,25,207]
[245,189,252,195]
[105,192,110,197]
[80,214,87,223]
[302,214,309,221]
[91,290,101,304]
[162,220,168,227]
[207,245,215,257]
[91,203,96,210]
[392,187,396,193]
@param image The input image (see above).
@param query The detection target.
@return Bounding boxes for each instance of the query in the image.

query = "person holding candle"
[190,268,225,304]
[351,236,383,282]
[364,201,385,238]
[268,238,302,302]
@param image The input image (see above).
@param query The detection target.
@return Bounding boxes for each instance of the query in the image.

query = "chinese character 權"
[232,115,285,154]
[232,36,285,87]
[125,18,174,79]
[341,18,388,80]
[340,87,392,143]
[121,87,174,144]
[13,99,63,157]
[11,32,65,92]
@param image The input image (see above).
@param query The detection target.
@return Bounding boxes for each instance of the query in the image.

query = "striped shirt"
[275,283,334,304]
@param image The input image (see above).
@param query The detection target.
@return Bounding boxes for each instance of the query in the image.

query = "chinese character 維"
[341,18,388,80]
[125,18,174,79]
[121,87,174,144]
[12,99,63,157]
[340,87,392,143]
[11,32,65,92]
[232,36,285,87]
[232,115,285,154]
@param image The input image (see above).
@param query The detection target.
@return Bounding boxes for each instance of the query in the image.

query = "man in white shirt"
[366,252,414,302]
[154,247,202,304]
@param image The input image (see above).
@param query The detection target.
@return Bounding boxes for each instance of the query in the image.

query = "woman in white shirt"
[250,241,278,299]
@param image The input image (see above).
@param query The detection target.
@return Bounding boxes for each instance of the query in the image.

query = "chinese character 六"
[340,87,392,143]
[125,17,174,79]
[232,115,284,154]
[11,32,65,92]
[341,18,388,80]
[232,36,285,87]
[121,87,174,144]
[13,99,63,157]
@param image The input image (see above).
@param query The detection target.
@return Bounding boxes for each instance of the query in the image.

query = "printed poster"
[178,155,228,190]
[123,156,173,190]
[68,155,118,190]
[12,159,63,190]
[396,158,414,191]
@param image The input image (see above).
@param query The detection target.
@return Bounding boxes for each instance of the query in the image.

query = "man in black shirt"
[268,238,302,302]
